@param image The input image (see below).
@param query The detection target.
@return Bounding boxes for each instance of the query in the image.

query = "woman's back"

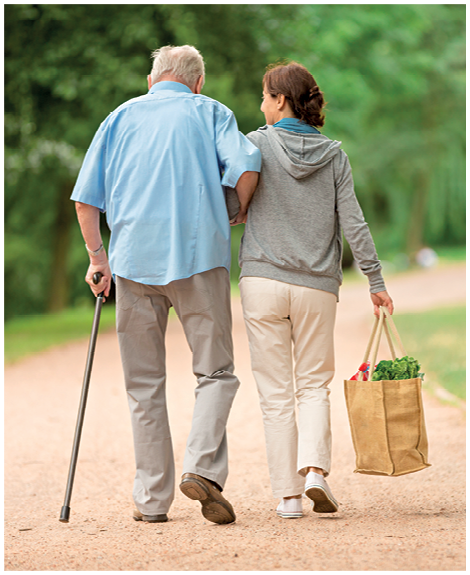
[240,124,384,298]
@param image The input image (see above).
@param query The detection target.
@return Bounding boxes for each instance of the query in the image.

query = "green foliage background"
[4,4,465,320]
[394,306,466,400]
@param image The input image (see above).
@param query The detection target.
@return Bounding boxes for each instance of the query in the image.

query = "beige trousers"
[116,268,240,515]
[240,277,337,498]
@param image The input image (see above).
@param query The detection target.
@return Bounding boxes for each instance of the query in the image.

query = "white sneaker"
[276,497,303,519]
[304,472,339,513]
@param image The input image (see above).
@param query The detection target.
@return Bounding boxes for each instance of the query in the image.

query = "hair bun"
[309,86,321,99]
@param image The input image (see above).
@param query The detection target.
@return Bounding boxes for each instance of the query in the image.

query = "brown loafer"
[179,473,236,524]
[133,509,168,523]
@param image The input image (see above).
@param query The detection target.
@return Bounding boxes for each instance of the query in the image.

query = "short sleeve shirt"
[71,81,261,285]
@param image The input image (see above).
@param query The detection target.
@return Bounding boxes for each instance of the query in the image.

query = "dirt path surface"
[4,263,466,571]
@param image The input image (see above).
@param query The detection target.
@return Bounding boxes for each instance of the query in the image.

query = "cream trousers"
[240,277,337,498]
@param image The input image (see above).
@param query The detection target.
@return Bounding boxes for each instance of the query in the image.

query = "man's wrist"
[89,251,108,265]
[86,243,104,256]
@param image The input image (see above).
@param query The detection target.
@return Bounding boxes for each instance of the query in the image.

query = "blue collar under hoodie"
[273,117,320,134]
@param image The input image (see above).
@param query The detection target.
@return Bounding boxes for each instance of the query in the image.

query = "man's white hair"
[150,45,205,89]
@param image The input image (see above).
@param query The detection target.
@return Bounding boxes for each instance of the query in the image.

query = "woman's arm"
[334,152,393,315]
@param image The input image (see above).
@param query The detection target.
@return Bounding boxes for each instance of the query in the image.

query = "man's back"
[72,80,260,285]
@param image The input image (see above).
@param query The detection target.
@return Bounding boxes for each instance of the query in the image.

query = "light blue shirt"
[71,81,261,285]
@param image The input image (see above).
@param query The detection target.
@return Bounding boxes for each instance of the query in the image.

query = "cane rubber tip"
[59,506,70,522]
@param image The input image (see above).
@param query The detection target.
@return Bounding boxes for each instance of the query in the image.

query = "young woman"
[232,62,393,519]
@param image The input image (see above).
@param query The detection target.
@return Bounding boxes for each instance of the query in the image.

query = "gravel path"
[4,263,465,571]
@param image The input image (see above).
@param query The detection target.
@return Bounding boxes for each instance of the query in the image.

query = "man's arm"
[75,202,112,298]
[230,171,259,225]
[214,108,261,225]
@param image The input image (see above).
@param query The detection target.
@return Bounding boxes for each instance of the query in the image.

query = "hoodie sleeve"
[334,151,386,293]
[224,186,240,220]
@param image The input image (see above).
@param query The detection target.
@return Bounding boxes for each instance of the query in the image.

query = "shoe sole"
[133,514,168,523]
[305,485,339,513]
[180,477,236,525]
[276,511,303,519]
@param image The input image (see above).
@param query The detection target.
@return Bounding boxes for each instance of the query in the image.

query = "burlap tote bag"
[344,306,431,476]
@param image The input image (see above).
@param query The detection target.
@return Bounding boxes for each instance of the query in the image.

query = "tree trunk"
[406,170,429,255]
[47,182,74,312]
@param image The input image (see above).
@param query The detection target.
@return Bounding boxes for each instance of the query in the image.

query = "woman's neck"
[276,111,296,122]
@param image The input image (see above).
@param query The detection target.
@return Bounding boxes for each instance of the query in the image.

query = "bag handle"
[368,308,384,380]
[364,306,407,381]
[382,306,406,358]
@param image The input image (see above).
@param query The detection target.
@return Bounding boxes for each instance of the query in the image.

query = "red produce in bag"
[350,361,370,381]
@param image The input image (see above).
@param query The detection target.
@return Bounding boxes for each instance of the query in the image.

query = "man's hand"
[85,251,112,300]
[230,209,247,225]
[370,290,394,317]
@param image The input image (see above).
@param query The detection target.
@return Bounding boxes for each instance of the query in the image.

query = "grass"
[4,305,117,364]
[4,303,180,365]
[392,305,466,401]
[434,245,466,262]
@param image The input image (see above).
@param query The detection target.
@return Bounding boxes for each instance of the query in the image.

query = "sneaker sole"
[305,485,339,513]
[276,511,303,519]
[180,477,236,525]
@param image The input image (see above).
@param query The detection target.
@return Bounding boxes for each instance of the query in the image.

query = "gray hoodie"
[226,125,386,299]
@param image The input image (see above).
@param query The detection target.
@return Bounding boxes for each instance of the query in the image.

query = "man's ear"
[147,75,153,90]
[193,75,204,94]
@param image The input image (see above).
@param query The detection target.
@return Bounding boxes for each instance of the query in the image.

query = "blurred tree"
[5,4,174,315]
[278,4,465,254]
[4,4,465,319]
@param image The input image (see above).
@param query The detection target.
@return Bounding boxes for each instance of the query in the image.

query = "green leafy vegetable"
[372,356,424,381]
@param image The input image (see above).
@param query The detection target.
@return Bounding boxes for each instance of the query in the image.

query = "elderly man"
[71,45,261,525]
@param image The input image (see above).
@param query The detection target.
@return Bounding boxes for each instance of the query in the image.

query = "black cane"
[59,272,105,523]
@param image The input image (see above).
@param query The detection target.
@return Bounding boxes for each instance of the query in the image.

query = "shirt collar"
[274,117,320,134]
[149,81,193,95]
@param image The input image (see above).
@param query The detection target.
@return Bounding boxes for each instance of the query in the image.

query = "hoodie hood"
[261,125,342,180]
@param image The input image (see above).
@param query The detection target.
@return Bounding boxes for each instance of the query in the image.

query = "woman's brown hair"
[263,62,326,128]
